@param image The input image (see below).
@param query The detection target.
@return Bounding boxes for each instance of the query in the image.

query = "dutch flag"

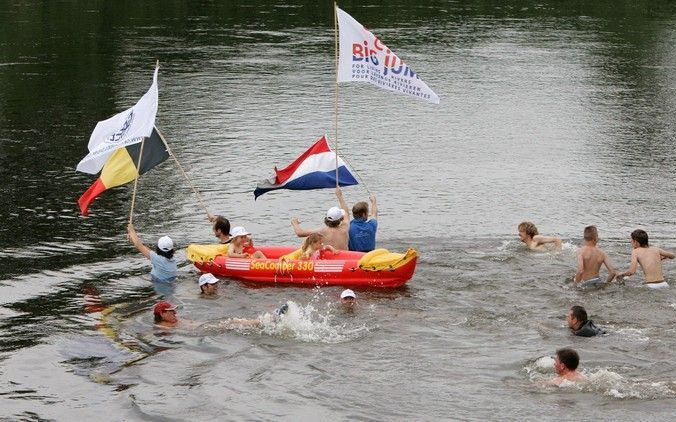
[254,135,358,199]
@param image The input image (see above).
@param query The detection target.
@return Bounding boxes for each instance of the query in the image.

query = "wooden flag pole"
[334,2,340,188]
[155,127,211,218]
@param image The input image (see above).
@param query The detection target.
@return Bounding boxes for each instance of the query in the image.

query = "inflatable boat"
[186,244,417,288]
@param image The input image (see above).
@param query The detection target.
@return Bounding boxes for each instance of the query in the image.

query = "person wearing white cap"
[340,289,356,306]
[198,273,220,296]
[290,187,350,251]
[227,226,267,259]
[127,223,177,282]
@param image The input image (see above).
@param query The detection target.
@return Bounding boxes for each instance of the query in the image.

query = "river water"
[2,1,676,420]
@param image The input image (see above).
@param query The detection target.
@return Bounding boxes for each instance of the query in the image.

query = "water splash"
[258,300,369,344]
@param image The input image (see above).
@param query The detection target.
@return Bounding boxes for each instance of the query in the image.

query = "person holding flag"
[127,223,177,283]
[291,187,351,251]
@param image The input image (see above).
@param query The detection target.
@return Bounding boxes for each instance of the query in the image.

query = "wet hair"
[556,348,580,370]
[213,216,230,236]
[155,246,175,260]
[570,305,587,322]
[631,229,649,247]
[583,226,598,242]
[518,222,538,237]
[324,217,342,228]
[352,201,369,219]
[302,233,323,255]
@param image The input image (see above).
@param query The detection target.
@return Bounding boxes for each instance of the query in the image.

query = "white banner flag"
[76,67,159,174]
[336,7,439,104]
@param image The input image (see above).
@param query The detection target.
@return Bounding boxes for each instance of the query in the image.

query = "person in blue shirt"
[127,223,177,282]
[336,188,378,252]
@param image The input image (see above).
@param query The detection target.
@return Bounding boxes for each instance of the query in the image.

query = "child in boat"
[300,233,338,260]
[228,227,266,259]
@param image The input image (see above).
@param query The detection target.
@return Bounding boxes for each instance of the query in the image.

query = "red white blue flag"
[254,135,358,199]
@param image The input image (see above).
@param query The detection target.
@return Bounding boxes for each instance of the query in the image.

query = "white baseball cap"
[157,236,174,252]
[340,289,356,299]
[326,207,345,221]
[198,273,219,287]
[230,226,251,238]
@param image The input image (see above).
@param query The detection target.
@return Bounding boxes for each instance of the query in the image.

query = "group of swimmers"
[518,221,675,288]
[519,221,674,385]
[125,187,375,329]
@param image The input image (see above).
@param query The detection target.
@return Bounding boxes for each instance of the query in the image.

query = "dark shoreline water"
[2,1,676,420]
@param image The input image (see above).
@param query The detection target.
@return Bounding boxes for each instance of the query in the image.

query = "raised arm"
[127,223,151,259]
[369,194,378,219]
[335,187,350,219]
[291,217,313,238]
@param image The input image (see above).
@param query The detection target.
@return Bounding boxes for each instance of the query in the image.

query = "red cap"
[153,300,177,315]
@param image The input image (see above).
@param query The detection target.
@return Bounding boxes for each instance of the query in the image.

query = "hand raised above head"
[335,187,343,197]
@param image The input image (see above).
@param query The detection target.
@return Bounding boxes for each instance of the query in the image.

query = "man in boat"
[209,215,231,244]
[291,188,350,250]
[198,273,220,296]
[547,348,585,386]
[574,225,616,287]
[335,188,378,253]
[566,305,605,337]
[517,221,562,251]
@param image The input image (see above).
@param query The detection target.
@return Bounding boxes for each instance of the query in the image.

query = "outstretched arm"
[533,235,562,249]
[603,252,617,283]
[335,187,350,219]
[291,217,313,238]
[127,223,151,259]
[617,250,638,279]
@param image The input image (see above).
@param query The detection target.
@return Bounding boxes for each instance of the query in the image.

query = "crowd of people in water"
[123,193,673,386]
[518,221,674,385]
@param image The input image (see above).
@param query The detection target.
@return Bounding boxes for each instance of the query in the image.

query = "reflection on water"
[2,0,676,420]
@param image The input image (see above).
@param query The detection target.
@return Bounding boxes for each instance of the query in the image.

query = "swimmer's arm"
[291,217,313,237]
[658,249,675,260]
[127,223,151,259]
[533,235,562,248]
[617,250,639,278]
[574,249,584,282]
[603,252,617,283]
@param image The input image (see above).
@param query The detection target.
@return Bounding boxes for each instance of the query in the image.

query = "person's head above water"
[630,229,649,247]
[340,289,356,305]
[198,273,219,295]
[554,348,579,373]
[518,221,538,240]
[566,305,587,330]
[153,300,178,326]
[156,235,175,259]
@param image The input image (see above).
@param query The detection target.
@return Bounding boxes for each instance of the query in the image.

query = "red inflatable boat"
[187,244,417,288]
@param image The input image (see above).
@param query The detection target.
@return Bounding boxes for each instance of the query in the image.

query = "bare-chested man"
[575,226,616,287]
[616,229,674,289]
[548,348,585,386]
[518,221,562,251]
[291,188,350,250]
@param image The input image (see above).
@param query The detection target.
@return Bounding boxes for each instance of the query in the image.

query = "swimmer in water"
[616,229,674,289]
[340,289,356,309]
[567,305,605,337]
[198,273,219,296]
[153,300,263,330]
[574,226,616,287]
[518,221,562,251]
[548,348,585,385]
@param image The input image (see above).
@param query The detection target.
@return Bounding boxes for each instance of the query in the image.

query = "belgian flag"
[78,127,169,216]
